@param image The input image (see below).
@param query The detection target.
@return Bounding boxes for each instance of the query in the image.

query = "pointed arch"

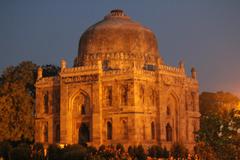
[165,88,180,104]
[69,89,90,113]
[165,89,180,141]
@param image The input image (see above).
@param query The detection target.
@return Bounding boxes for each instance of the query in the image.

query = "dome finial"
[104,9,130,19]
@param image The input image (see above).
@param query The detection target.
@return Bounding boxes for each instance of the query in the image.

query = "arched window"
[73,93,90,114]
[140,85,144,103]
[151,122,155,140]
[122,120,128,139]
[167,106,171,115]
[106,86,112,106]
[43,124,48,143]
[121,85,128,105]
[44,92,49,113]
[56,124,60,143]
[107,122,112,140]
[151,89,155,105]
[166,123,172,141]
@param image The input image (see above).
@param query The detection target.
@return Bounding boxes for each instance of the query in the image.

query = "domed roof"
[75,9,163,67]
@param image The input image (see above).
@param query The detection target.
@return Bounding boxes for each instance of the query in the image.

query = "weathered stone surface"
[35,9,200,152]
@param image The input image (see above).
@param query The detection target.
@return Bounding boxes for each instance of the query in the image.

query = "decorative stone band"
[36,61,196,86]
[35,76,60,87]
[61,65,99,74]
[74,52,162,67]
[62,74,99,83]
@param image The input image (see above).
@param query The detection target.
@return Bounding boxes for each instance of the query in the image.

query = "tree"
[0,61,37,141]
[0,61,60,142]
[197,91,240,160]
[200,91,239,116]
[41,64,60,77]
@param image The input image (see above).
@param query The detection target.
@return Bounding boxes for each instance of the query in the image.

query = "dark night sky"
[1,0,240,97]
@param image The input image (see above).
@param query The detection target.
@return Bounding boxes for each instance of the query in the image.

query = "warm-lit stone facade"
[35,9,200,151]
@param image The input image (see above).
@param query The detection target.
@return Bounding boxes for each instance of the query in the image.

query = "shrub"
[148,145,162,158]
[62,144,87,160]
[0,141,12,160]
[162,147,169,158]
[9,143,31,160]
[116,143,125,153]
[47,144,62,160]
[135,145,147,160]
[170,142,188,159]
[128,146,134,158]
[32,143,44,160]
[128,145,147,160]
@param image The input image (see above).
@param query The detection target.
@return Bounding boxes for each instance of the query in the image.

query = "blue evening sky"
[0,0,240,96]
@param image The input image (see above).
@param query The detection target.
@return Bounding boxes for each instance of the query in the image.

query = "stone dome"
[75,9,163,67]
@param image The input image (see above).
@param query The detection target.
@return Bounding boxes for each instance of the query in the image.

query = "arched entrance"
[78,123,90,144]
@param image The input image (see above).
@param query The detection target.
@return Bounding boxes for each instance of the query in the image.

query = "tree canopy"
[196,91,240,160]
[200,91,239,116]
[0,61,59,142]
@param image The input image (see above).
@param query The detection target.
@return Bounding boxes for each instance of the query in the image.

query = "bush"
[135,145,147,160]
[62,144,87,160]
[128,146,134,158]
[47,144,62,160]
[162,147,169,158]
[0,141,12,160]
[116,143,125,153]
[32,143,44,160]
[9,143,31,160]
[170,142,188,159]
[128,145,147,160]
[148,145,162,158]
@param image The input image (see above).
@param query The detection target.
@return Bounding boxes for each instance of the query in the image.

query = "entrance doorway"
[78,123,90,144]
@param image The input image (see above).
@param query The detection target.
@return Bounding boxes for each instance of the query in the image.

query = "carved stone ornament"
[63,74,98,83]
[162,76,174,85]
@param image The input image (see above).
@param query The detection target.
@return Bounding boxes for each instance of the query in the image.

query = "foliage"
[197,91,240,160]
[170,142,188,159]
[0,61,60,142]
[9,143,31,160]
[128,145,147,160]
[32,143,44,160]
[116,143,125,153]
[47,144,62,160]
[148,145,169,158]
[0,61,37,141]
[200,91,239,116]
[41,64,60,77]
[61,144,87,160]
[0,141,12,160]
